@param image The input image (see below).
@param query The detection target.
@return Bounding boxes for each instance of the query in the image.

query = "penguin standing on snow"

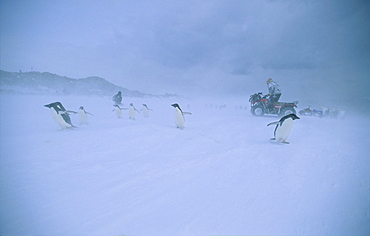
[267,113,300,144]
[113,105,124,119]
[128,103,140,120]
[44,102,76,129]
[171,103,191,129]
[141,104,153,118]
[78,106,93,125]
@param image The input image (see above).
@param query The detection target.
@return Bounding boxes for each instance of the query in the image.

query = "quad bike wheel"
[251,105,265,116]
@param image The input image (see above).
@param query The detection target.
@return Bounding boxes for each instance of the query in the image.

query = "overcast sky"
[1,0,369,97]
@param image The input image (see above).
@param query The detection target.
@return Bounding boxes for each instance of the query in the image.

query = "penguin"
[44,102,76,129]
[78,106,93,125]
[171,103,192,129]
[267,113,300,144]
[141,104,153,118]
[128,103,140,120]
[113,105,123,119]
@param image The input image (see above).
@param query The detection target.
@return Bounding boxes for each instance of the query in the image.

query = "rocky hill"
[0,70,174,98]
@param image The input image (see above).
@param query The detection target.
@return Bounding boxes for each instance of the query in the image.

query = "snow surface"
[0,93,369,235]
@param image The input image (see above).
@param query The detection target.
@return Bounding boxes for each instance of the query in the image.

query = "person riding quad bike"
[266,78,282,113]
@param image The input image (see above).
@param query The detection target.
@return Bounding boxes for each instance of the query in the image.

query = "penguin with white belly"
[141,104,153,118]
[78,106,93,125]
[113,105,124,119]
[128,103,140,120]
[171,103,191,129]
[44,102,76,129]
[267,113,300,144]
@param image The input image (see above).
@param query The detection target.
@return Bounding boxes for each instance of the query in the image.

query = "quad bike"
[249,92,299,117]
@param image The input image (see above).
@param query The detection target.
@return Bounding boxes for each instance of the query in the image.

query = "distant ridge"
[0,70,176,98]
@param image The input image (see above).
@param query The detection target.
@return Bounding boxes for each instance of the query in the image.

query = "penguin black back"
[44,101,66,113]
[279,113,300,125]
[171,103,183,113]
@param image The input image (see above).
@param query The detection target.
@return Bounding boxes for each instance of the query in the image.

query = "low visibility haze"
[0,1,369,235]
[1,0,369,102]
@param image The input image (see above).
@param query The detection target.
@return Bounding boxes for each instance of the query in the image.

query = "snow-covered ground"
[0,93,369,235]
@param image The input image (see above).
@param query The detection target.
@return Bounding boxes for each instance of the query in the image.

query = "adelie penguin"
[44,102,76,129]
[78,106,93,125]
[141,104,153,118]
[267,113,300,144]
[128,103,140,120]
[113,105,123,119]
[171,103,191,129]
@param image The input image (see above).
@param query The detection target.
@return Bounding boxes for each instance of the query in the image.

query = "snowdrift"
[0,93,369,236]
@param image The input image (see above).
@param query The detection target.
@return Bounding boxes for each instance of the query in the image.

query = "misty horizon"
[0,0,369,98]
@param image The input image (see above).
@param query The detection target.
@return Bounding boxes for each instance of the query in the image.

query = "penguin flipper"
[67,110,78,114]
[183,112,192,115]
[61,113,74,127]
[86,112,94,116]
[267,121,279,126]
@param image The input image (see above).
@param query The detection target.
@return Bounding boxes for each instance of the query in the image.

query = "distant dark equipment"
[113,91,122,105]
